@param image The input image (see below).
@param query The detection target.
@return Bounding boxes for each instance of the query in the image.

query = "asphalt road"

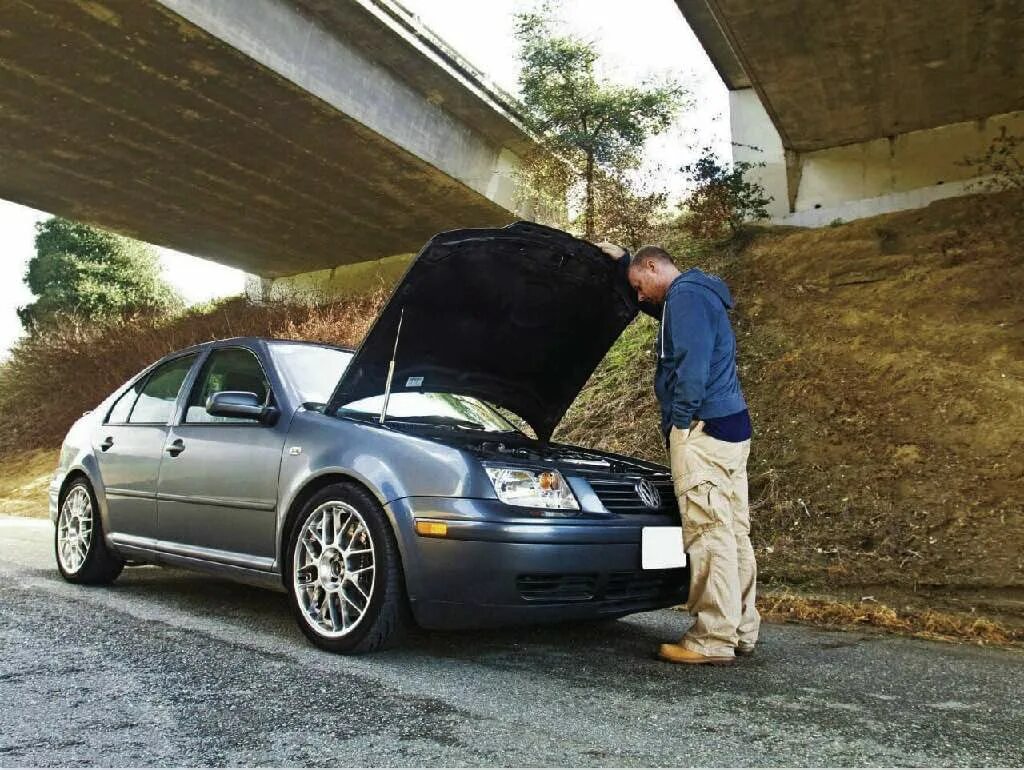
[1,516,1022,767]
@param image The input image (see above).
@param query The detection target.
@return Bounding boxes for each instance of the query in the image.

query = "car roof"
[254,337,355,353]
[152,337,355,365]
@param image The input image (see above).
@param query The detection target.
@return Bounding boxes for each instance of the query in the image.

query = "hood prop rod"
[379,308,404,424]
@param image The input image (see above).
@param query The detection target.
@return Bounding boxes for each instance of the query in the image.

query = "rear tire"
[55,478,123,585]
[285,482,411,653]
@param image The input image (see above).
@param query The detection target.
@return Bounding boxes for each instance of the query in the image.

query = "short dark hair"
[630,245,675,270]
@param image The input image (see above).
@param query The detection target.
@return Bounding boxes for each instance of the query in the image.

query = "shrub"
[680,148,773,241]
[0,291,386,455]
[960,126,1024,192]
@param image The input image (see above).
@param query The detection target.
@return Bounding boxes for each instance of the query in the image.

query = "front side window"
[128,354,198,424]
[186,347,270,424]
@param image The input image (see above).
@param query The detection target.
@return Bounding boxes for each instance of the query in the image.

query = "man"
[596,241,759,666]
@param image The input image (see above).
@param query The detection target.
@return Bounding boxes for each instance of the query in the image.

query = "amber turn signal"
[537,471,560,490]
[415,520,448,537]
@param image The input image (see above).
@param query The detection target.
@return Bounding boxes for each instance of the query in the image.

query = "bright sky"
[0,0,725,355]
[400,0,730,183]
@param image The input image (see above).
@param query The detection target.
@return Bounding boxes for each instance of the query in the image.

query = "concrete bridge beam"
[0,0,534,277]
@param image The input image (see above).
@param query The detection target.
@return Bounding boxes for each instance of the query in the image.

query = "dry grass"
[0,448,56,518]
[563,190,1024,596]
[757,591,1024,648]
[0,289,387,457]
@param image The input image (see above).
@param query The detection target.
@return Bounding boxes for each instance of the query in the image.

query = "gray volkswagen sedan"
[51,222,689,653]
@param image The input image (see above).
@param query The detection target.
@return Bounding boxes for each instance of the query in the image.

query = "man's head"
[627,245,680,304]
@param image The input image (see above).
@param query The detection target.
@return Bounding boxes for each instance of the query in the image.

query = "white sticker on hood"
[405,376,424,387]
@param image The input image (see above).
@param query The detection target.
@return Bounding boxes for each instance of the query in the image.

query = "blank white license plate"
[641,526,687,570]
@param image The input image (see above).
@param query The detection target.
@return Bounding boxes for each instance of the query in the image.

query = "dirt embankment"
[560,190,1024,623]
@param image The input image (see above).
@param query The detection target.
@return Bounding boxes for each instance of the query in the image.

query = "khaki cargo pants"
[669,422,760,657]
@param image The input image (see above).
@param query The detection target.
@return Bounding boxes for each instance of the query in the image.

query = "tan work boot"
[658,642,735,666]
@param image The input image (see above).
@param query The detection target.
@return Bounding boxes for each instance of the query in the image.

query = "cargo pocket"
[678,475,730,549]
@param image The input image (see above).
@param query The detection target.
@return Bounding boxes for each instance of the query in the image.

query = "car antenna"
[379,308,404,425]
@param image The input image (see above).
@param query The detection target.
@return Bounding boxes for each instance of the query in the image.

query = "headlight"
[485,467,580,512]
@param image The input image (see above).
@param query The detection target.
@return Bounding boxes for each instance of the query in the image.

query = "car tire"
[55,478,124,585]
[285,482,411,654]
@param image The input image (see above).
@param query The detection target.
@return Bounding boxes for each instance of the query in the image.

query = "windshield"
[269,341,519,433]
[269,342,352,404]
[338,391,517,433]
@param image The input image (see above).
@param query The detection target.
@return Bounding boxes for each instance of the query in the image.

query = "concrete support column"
[728,88,791,219]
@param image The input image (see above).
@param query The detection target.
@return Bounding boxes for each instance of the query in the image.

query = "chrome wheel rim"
[292,501,376,638]
[57,486,93,574]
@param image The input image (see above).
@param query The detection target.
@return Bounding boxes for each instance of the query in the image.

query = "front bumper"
[388,496,689,630]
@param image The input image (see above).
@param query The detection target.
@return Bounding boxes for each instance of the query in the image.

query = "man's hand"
[594,241,626,260]
[668,425,690,449]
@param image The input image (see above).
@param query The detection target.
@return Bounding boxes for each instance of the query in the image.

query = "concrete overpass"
[678,0,1024,225]
[0,0,533,278]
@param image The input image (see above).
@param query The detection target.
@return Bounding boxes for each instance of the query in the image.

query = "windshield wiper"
[391,416,486,431]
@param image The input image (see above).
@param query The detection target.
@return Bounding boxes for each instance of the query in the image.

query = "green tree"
[18,217,182,331]
[514,5,685,239]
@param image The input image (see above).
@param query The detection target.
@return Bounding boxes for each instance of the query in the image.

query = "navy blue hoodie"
[655,269,747,437]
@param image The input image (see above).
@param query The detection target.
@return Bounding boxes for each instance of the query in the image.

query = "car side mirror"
[206,391,277,424]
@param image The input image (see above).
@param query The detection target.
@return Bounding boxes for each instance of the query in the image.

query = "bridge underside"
[0,1,516,277]
[678,0,1024,225]
[680,0,1024,151]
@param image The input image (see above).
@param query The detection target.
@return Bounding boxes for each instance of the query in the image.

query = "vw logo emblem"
[635,478,661,509]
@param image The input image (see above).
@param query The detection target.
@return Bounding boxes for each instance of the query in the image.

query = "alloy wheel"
[57,486,93,574]
[292,501,377,638]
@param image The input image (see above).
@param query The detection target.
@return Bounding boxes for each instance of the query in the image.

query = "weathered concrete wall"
[790,110,1024,215]
[732,91,1023,226]
[248,253,413,302]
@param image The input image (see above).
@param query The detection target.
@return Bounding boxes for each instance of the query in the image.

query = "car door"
[155,345,287,563]
[93,353,199,541]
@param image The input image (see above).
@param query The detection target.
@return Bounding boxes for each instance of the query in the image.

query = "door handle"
[165,439,185,457]
[100,436,114,452]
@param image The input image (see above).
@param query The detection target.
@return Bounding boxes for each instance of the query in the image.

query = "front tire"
[55,478,123,585]
[285,483,411,653]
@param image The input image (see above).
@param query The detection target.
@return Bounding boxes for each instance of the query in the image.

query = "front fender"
[273,410,485,569]
[51,414,108,531]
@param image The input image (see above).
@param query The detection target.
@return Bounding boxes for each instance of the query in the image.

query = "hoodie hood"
[670,268,733,308]
[326,222,638,442]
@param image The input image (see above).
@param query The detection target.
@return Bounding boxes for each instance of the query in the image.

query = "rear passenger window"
[128,354,197,424]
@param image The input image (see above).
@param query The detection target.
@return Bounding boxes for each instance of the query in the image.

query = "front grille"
[516,573,598,602]
[587,476,678,516]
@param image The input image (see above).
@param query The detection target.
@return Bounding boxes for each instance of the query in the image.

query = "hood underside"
[327,222,638,441]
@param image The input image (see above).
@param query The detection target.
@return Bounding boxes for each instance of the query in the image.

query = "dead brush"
[0,290,387,457]
[759,592,1024,648]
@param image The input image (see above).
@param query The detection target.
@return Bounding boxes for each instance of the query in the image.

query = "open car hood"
[326,222,638,442]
